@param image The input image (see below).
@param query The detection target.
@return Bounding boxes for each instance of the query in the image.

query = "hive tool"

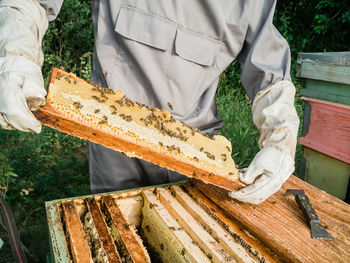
[286,189,334,240]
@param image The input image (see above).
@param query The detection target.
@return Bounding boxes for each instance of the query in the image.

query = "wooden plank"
[157,188,235,262]
[35,103,242,192]
[300,79,350,106]
[170,186,256,263]
[101,195,150,263]
[61,201,93,263]
[299,97,350,164]
[85,197,121,263]
[183,184,282,263]
[192,176,350,263]
[299,61,350,85]
[46,202,71,263]
[303,147,350,200]
[141,190,211,263]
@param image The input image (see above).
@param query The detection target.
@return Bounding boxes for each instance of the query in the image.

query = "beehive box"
[297,52,350,105]
[299,97,350,164]
[300,147,350,201]
[46,182,262,263]
[46,178,350,263]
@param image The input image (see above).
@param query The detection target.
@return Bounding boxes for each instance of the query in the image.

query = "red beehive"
[299,96,350,164]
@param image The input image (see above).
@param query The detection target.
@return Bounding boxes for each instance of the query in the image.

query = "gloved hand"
[229,80,299,204]
[0,0,48,133]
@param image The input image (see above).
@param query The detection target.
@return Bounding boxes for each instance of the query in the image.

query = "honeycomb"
[46,69,239,181]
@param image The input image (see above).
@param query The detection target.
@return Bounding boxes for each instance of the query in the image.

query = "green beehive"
[297,52,350,202]
[297,52,350,105]
[300,147,350,201]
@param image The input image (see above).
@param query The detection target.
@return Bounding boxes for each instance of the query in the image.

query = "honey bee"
[92,95,100,101]
[193,157,199,162]
[74,79,79,84]
[73,101,83,109]
[94,109,100,113]
[125,115,132,122]
[104,71,108,77]
[203,133,210,138]
[167,102,173,110]
[226,146,231,152]
[221,154,227,161]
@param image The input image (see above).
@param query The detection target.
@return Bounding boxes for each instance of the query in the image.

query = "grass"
[0,1,304,261]
[216,62,259,168]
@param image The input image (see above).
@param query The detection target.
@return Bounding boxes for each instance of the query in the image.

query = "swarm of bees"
[57,73,80,84]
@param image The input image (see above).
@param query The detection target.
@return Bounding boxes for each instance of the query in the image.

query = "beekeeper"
[0,0,299,204]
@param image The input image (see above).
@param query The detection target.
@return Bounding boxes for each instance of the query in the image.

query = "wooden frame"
[35,68,243,192]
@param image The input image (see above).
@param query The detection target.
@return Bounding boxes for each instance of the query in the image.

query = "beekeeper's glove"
[0,0,48,133]
[229,81,299,204]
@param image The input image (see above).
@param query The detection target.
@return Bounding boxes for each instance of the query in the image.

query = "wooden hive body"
[46,178,350,263]
[299,97,350,164]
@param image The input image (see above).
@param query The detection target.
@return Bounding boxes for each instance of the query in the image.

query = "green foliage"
[0,147,18,197]
[42,0,93,79]
[0,0,92,261]
[274,0,350,56]
[0,0,349,261]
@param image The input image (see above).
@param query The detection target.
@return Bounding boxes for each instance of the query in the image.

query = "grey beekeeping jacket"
[38,0,292,193]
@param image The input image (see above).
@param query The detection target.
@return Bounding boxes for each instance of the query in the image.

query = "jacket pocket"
[115,6,177,51]
[175,27,221,66]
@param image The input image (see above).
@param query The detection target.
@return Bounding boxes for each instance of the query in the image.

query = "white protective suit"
[0,0,299,204]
